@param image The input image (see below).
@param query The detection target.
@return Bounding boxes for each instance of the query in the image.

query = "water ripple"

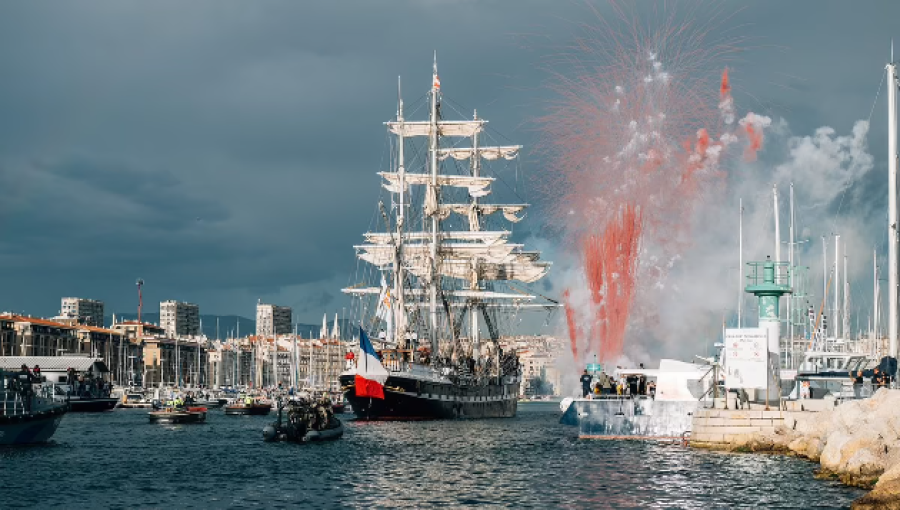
[0,403,863,509]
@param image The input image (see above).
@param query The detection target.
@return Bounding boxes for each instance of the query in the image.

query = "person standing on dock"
[851,370,864,399]
[580,370,592,398]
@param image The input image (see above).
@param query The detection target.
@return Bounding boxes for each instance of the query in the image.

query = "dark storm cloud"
[0,0,897,326]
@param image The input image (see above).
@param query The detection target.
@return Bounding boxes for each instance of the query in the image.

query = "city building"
[159,300,200,337]
[0,315,16,356]
[256,302,292,338]
[60,297,105,327]
[0,314,78,357]
[142,337,207,387]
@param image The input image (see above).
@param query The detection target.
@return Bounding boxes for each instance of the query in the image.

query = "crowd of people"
[579,369,656,399]
[65,367,112,398]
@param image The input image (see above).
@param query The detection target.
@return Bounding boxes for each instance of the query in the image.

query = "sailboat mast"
[822,235,829,343]
[773,185,780,264]
[429,53,440,355]
[875,249,879,342]
[738,198,743,328]
[789,182,795,364]
[844,255,850,341]
[888,56,899,360]
[835,235,841,339]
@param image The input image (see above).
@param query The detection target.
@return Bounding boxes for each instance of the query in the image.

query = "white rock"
[821,431,852,472]
[877,458,900,486]
[845,448,884,477]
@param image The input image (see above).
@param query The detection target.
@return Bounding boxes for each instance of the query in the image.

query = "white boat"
[560,359,712,439]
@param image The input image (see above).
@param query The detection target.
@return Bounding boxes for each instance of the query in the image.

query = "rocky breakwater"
[697,389,900,509]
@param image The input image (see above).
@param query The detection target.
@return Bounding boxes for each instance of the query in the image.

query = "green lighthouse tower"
[745,256,792,404]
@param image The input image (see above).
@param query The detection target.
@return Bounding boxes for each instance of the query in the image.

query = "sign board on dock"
[724,328,767,389]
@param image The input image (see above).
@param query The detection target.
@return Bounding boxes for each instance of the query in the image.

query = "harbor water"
[0,403,863,509]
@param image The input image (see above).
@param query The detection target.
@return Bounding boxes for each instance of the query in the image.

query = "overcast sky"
[0,1,898,329]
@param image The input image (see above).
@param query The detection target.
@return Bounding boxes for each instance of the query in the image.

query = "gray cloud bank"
[0,1,897,333]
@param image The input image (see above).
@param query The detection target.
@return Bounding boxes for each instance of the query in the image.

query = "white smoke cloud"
[542,117,877,370]
[632,118,875,361]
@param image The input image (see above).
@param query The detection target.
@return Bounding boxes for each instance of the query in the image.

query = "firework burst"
[539,2,768,363]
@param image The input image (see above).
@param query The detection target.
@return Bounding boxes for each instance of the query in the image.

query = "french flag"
[355,326,389,399]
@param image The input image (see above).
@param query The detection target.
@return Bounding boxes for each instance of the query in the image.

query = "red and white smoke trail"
[539,2,770,365]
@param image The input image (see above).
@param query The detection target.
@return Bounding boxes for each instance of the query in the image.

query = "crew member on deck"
[580,370,592,397]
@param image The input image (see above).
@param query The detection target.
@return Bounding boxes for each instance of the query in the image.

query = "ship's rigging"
[344,55,557,368]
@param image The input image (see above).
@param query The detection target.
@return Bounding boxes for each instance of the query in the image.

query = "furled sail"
[386,120,485,138]
[403,257,551,283]
[363,231,510,244]
[379,172,493,197]
[437,203,528,230]
[355,242,525,267]
[436,145,521,162]
[342,287,537,301]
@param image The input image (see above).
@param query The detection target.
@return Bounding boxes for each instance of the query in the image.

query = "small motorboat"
[225,395,272,415]
[192,398,227,409]
[263,396,344,443]
[118,392,153,409]
[148,406,207,424]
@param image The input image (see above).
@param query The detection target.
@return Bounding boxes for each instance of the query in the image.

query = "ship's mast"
[429,53,440,355]
[395,76,407,350]
[471,109,481,359]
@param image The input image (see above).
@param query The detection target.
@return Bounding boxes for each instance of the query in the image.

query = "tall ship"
[339,56,556,419]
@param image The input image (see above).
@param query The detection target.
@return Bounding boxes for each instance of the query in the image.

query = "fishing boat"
[339,57,557,420]
[148,406,207,424]
[0,369,68,445]
[263,397,343,443]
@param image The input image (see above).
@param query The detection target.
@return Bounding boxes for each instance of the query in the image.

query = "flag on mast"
[355,327,388,399]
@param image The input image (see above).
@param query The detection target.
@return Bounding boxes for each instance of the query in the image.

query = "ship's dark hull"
[340,373,518,420]
[0,403,68,445]
[225,404,271,416]
[63,398,118,412]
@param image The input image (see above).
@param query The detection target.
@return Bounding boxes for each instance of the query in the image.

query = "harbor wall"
[691,408,787,444]
[690,389,900,509]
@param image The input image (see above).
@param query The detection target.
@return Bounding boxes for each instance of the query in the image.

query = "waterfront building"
[0,314,78,357]
[60,297,105,327]
[74,325,134,385]
[255,302,292,338]
[112,321,166,340]
[207,339,255,388]
[159,300,200,337]
[0,316,14,356]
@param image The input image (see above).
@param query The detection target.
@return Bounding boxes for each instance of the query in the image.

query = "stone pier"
[691,407,787,446]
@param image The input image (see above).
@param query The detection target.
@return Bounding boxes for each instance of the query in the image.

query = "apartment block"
[256,302,292,338]
[159,300,200,337]
[60,297,105,327]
